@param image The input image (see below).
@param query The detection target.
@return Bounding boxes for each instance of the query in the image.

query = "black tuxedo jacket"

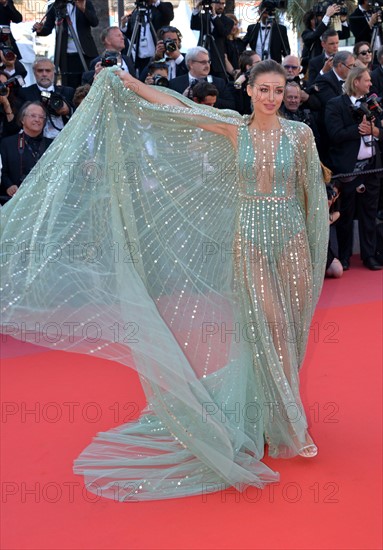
[125,2,174,55]
[18,84,75,105]
[301,21,350,69]
[89,54,136,75]
[0,133,53,192]
[37,1,99,60]
[371,65,383,96]
[325,94,382,173]
[308,52,330,86]
[0,0,22,58]
[315,70,344,106]
[190,13,234,76]
[241,23,290,64]
[349,7,373,43]
[169,74,236,110]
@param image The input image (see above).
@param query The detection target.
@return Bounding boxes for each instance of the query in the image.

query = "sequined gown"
[0,70,328,501]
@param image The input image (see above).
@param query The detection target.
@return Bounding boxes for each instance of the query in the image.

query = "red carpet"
[1,257,382,550]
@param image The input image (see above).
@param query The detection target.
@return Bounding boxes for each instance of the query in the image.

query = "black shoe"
[363,257,383,270]
[340,258,350,271]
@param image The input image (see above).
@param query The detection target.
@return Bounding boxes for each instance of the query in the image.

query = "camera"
[0,75,24,96]
[326,182,338,201]
[101,51,120,67]
[260,0,286,16]
[152,74,169,87]
[40,91,66,114]
[351,94,383,122]
[135,0,149,10]
[312,1,347,17]
[163,39,177,53]
[0,25,16,62]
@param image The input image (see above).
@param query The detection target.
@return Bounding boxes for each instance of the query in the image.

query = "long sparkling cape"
[0,69,328,500]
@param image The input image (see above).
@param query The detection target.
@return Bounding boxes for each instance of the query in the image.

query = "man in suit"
[350,0,382,44]
[169,46,235,110]
[139,26,187,82]
[241,0,290,64]
[301,3,350,72]
[0,101,52,198]
[89,26,135,74]
[32,0,99,88]
[124,0,174,75]
[315,51,356,159]
[325,66,383,270]
[308,28,339,86]
[18,58,74,140]
[0,0,22,59]
[190,0,234,80]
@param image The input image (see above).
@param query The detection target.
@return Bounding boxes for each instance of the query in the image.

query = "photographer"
[191,0,234,79]
[17,58,74,140]
[0,69,22,141]
[350,0,383,45]
[190,81,219,106]
[89,27,135,74]
[233,50,261,114]
[301,3,350,73]
[241,0,290,64]
[308,28,340,85]
[139,26,187,82]
[0,101,52,200]
[282,55,321,111]
[280,81,321,146]
[325,66,383,270]
[124,0,174,74]
[0,0,22,59]
[32,0,99,88]
[144,61,169,86]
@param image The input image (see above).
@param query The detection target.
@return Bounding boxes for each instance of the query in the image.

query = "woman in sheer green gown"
[0,60,328,501]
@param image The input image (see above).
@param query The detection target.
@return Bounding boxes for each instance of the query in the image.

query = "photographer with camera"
[191,0,234,80]
[232,50,261,114]
[301,3,350,73]
[350,0,383,46]
[32,0,99,88]
[139,26,187,82]
[0,69,22,141]
[17,58,74,140]
[325,66,383,270]
[0,101,52,200]
[279,81,321,145]
[0,1,22,59]
[241,0,290,64]
[282,55,321,111]
[123,0,174,75]
[90,27,135,73]
[144,60,169,86]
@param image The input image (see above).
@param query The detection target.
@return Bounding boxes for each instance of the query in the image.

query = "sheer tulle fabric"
[0,69,328,501]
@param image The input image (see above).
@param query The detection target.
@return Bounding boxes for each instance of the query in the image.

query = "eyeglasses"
[342,62,357,69]
[283,65,299,70]
[24,114,46,120]
[359,49,372,55]
[192,60,211,65]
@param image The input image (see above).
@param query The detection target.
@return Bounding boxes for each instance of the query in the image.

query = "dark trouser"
[336,172,381,262]
[60,53,94,88]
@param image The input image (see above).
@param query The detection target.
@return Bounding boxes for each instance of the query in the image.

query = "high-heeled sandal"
[298,444,318,458]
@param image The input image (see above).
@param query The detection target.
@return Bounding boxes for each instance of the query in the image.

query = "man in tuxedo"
[282,54,321,111]
[301,3,350,72]
[169,46,235,110]
[350,0,382,44]
[315,51,356,159]
[325,66,383,270]
[139,26,187,82]
[241,0,290,64]
[308,28,339,86]
[17,58,74,140]
[89,27,135,74]
[33,0,98,88]
[123,0,174,75]
[0,102,52,198]
[190,0,234,80]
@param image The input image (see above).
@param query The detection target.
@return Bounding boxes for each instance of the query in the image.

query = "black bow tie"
[191,78,207,86]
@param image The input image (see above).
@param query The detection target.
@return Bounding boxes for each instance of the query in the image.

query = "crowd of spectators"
[1,0,383,271]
